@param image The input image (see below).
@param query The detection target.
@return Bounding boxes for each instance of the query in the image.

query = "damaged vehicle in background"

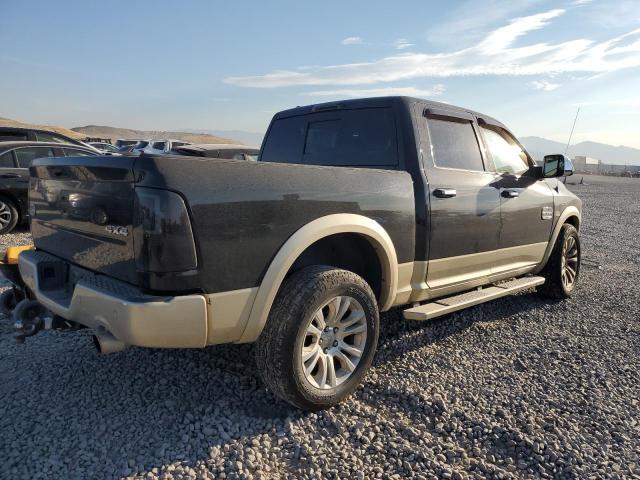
[2,96,581,410]
[167,143,259,160]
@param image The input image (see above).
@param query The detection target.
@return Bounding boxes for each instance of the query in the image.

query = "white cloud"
[225,9,640,88]
[303,85,446,98]
[341,36,363,45]
[395,39,415,50]
[572,0,592,5]
[529,80,560,91]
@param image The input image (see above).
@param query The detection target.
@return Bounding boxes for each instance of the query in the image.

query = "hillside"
[72,125,239,145]
[0,117,84,139]
[520,136,640,166]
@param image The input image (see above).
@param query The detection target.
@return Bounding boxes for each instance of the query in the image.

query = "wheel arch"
[533,206,581,274]
[238,214,398,343]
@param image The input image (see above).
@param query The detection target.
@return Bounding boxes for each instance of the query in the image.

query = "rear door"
[422,109,501,289]
[8,146,56,215]
[478,123,553,274]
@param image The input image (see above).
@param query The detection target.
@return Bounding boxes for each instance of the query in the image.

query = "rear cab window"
[260,107,399,168]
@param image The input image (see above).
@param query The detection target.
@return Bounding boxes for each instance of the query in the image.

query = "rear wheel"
[0,197,19,235]
[0,290,18,316]
[538,223,580,299]
[255,266,379,411]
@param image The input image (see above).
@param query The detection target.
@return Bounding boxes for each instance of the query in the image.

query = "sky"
[1,0,639,147]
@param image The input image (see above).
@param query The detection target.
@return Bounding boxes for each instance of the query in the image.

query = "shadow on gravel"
[373,291,562,366]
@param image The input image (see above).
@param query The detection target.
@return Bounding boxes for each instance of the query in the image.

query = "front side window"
[481,126,530,175]
[427,117,485,171]
[14,147,55,168]
[0,151,16,168]
[35,132,71,144]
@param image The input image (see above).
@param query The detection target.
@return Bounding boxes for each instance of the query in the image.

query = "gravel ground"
[1,175,639,479]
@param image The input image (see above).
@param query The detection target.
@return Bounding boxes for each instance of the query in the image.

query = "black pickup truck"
[11,96,581,410]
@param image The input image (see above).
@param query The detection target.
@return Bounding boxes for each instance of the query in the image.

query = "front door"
[423,111,502,289]
[478,124,554,274]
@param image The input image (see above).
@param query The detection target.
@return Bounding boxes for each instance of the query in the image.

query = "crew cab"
[11,97,581,410]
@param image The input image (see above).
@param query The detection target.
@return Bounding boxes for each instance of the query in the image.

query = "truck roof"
[272,96,506,129]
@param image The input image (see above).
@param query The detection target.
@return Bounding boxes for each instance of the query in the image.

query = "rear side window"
[14,147,55,168]
[35,132,71,144]
[63,148,96,157]
[427,118,484,171]
[0,151,16,167]
[152,141,166,150]
[261,108,398,167]
[260,116,307,165]
[0,131,28,142]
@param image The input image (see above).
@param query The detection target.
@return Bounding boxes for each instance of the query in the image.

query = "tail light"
[133,187,197,273]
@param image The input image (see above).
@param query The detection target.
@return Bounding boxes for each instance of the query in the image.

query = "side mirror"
[543,154,574,178]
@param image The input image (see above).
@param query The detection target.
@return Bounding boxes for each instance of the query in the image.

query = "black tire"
[538,223,581,299]
[255,266,379,411]
[0,196,19,235]
[0,289,18,316]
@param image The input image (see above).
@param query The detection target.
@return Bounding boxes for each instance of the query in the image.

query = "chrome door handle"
[433,188,457,198]
[501,189,519,198]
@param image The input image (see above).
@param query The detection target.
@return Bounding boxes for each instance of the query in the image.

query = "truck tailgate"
[29,156,138,284]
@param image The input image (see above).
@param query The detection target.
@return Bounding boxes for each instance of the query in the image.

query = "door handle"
[501,189,519,198]
[433,188,457,198]
[0,173,20,179]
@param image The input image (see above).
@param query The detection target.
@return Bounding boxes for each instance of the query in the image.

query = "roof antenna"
[564,107,580,156]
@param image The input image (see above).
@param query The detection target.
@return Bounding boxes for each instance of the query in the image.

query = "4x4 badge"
[541,206,553,220]
[105,225,129,236]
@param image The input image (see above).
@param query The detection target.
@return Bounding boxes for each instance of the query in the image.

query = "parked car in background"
[143,139,191,155]
[114,139,141,149]
[130,140,151,155]
[171,143,259,160]
[0,127,100,153]
[0,141,98,234]
[88,142,122,155]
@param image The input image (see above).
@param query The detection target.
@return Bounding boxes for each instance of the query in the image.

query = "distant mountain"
[71,125,237,145]
[175,129,264,147]
[520,136,640,166]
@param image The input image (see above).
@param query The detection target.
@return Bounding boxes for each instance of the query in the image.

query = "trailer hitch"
[12,299,79,344]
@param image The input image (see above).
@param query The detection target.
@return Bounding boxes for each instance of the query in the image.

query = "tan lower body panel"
[205,287,258,345]
[392,242,547,307]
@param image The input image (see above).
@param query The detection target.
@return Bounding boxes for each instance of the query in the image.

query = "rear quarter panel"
[134,157,415,294]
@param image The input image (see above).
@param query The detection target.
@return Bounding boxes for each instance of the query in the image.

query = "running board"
[403,276,545,321]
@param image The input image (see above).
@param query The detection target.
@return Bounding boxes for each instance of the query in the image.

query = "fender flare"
[533,205,581,274]
[238,213,399,343]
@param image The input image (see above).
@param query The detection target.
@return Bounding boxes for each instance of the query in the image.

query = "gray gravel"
[1,175,639,479]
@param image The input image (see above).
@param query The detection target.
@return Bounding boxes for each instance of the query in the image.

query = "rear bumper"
[18,250,208,348]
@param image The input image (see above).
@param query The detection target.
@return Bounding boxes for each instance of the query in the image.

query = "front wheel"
[538,223,581,299]
[255,266,379,411]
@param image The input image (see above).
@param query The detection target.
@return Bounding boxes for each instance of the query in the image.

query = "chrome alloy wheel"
[0,200,12,229]
[561,234,579,289]
[300,295,368,390]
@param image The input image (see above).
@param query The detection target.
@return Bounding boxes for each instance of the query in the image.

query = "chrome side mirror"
[543,154,573,178]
